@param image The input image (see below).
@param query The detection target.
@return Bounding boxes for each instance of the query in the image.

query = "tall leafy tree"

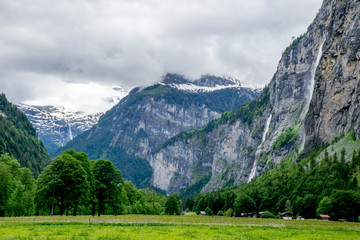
[165,193,181,215]
[92,159,122,216]
[233,194,256,215]
[0,154,36,216]
[35,151,90,216]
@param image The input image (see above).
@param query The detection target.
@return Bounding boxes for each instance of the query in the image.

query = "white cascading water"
[262,115,272,143]
[299,39,326,151]
[248,114,272,182]
[68,124,73,140]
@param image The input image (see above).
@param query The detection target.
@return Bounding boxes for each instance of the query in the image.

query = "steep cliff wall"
[306,0,360,147]
[151,0,360,194]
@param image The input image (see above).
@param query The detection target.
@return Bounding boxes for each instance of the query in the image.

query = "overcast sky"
[0,0,323,114]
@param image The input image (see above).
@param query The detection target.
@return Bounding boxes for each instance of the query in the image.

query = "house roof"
[319,214,330,218]
[280,212,292,216]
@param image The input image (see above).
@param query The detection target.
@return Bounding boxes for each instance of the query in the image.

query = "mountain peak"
[161,73,249,93]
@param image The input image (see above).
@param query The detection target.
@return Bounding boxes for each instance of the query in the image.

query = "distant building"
[318,214,330,220]
[280,212,292,220]
[199,211,206,216]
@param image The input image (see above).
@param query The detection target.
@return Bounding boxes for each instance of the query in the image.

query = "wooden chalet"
[280,212,292,220]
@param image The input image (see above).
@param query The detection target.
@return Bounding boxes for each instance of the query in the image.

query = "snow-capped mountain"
[16,103,103,156]
[161,74,261,93]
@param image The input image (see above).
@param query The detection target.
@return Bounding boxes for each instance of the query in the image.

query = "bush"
[217,210,224,216]
[272,126,298,150]
[205,206,214,216]
[226,208,233,217]
[261,211,276,218]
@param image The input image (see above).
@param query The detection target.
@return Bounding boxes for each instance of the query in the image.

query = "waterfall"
[299,39,326,151]
[248,114,272,182]
[68,124,73,141]
[262,114,272,143]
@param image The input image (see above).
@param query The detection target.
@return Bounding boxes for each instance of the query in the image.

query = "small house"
[199,211,206,216]
[280,212,292,220]
[318,214,330,220]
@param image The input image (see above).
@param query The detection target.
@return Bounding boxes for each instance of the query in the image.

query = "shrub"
[261,211,276,218]
[217,210,224,216]
[205,207,214,216]
[272,126,298,150]
[226,208,233,217]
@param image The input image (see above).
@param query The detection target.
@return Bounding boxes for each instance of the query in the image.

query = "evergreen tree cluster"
[0,94,51,176]
[184,147,360,221]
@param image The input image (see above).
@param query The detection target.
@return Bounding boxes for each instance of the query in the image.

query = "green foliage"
[316,196,333,216]
[261,211,276,218]
[0,94,51,176]
[189,132,360,221]
[34,150,167,217]
[205,206,214,216]
[226,208,233,217]
[283,33,306,55]
[165,193,181,215]
[179,172,212,198]
[36,151,92,216]
[217,210,224,216]
[331,132,346,145]
[93,159,123,216]
[0,154,36,216]
[272,126,298,150]
[233,194,256,215]
[329,190,360,221]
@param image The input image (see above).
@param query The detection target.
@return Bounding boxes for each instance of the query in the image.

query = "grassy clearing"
[0,215,359,239]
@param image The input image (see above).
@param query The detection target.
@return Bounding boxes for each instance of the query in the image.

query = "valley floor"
[0,215,359,239]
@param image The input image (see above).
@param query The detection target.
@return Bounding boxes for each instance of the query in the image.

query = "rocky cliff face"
[61,74,259,187]
[16,104,102,156]
[151,0,360,194]
[306,0,360,147]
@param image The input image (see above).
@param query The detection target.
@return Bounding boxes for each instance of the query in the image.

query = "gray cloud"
[0,0,323,112]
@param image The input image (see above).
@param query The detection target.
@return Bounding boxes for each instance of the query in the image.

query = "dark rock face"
[150,0,360,195]
[306,0,360,147]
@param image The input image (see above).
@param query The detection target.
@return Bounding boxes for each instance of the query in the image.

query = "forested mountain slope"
[0,94,51,176]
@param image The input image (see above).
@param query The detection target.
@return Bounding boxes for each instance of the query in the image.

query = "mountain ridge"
[59,74,261,187]
[16,103,103,156]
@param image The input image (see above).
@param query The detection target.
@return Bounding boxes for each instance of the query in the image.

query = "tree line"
[182,147,360,221]
[0,149,181,217]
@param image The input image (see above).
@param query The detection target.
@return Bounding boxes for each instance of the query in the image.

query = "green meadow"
[0,215,359,240]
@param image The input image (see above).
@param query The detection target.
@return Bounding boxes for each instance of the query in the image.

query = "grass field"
[0,215,359,239]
